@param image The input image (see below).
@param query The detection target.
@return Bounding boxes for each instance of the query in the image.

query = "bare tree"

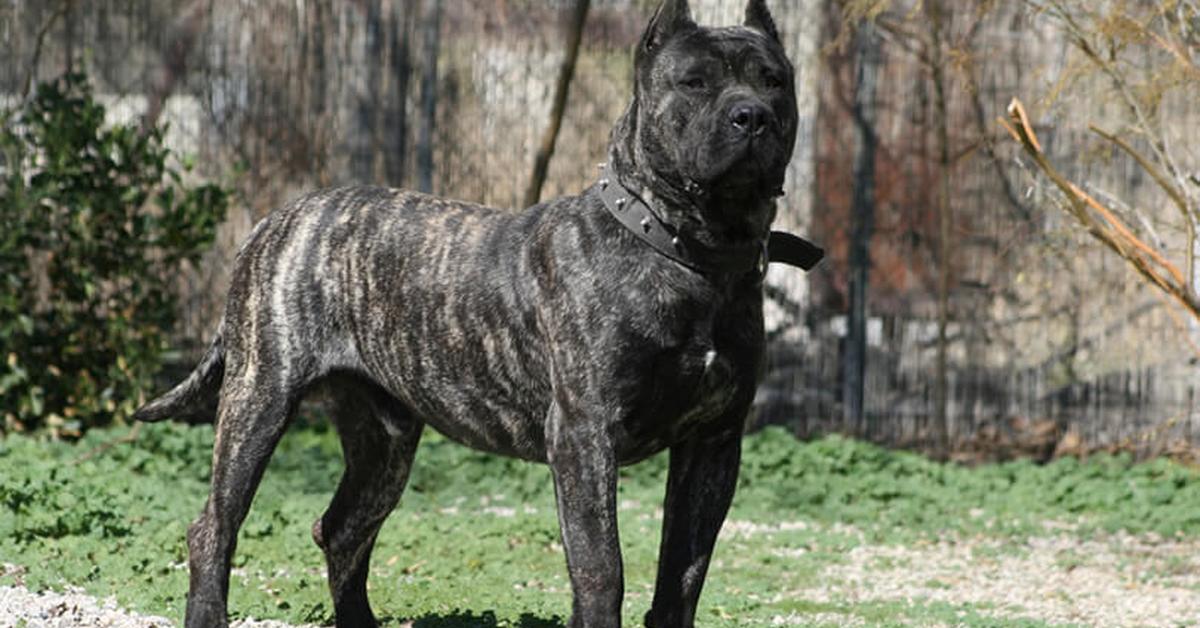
[143,0,209,132]
[19,0,71,98]
[843,18,881,429]
[524,0,591,208]
[926,0,953,449]
[417,0,443,194]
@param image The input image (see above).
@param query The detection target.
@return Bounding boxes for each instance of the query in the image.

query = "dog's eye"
[680,76,707,90]
[763,74,785,89]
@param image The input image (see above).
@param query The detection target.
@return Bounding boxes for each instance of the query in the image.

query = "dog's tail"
[134,332,225,424]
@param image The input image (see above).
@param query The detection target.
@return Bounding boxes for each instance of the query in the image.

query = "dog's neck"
[606,136,776,253]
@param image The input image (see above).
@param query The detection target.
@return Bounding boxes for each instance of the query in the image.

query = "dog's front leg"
[644,430,742,628]
[546,400,623,628]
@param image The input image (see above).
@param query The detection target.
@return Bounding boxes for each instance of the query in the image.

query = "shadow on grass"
[384,610,565,627]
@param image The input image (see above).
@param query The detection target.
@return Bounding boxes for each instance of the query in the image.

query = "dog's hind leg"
[185,367,301,628]
[313,376,422,628]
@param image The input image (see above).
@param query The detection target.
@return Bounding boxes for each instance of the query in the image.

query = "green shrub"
[0,71,228,435]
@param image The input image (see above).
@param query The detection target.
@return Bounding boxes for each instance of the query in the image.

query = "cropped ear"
[639,0,695,54]
[744,0,781,43]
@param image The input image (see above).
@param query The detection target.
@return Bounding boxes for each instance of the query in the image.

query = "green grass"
[2,421,1200,626]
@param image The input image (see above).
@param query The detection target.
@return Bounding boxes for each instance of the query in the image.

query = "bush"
[0,72,228,435]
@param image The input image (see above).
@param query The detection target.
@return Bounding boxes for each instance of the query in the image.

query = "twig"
[72,422,142,465]
[1152,287,1200,362]
[21,0,72,98]
[1088,125,1198,290]
[1093,187,1166,250]
[1046,0,1184,186]
[1089,125,1194,223]
[143,0,209,132]
[1149,30,1200,78]
[1001,98,1200,322]
[523,0,591,208]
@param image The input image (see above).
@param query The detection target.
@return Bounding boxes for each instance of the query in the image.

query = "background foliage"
[0,71,227,435]
[2,0,1198,450]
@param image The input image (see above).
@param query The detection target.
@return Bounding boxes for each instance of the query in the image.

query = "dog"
[136,1,820,626]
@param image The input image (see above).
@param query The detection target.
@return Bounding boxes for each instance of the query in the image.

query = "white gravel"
[766,526,1200,627]
[0,581,312,628]
[0,584,174,628]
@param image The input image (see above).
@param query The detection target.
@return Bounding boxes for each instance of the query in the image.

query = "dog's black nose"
[730,102,770,137]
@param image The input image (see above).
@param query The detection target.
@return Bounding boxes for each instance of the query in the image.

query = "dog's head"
[612,0,798,214]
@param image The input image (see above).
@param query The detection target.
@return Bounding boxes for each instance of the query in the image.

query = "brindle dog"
[136,1,810,626]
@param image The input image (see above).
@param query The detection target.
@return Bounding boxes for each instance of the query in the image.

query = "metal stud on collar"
[595,161,773,275]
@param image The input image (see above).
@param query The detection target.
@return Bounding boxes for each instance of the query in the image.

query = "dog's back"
[139,185,566,455]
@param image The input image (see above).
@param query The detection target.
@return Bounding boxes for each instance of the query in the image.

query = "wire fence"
[3,0,1198,457]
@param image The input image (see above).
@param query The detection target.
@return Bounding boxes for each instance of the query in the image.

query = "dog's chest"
[672,347,738,423]
[617,310,757,460]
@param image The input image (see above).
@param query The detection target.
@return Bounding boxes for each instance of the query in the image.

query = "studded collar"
[596,163,766,275]
[595,163,825,276]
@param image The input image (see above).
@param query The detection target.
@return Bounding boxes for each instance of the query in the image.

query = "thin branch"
[524,0,591,208]
[1089,125,1192,220]
[1078,185,1183,285]
[873,14,931,65]
[961,27,1033,222]
[1094,187,1166,250]
[1149,29,1200,78]
[21,0,72,98]
[72,422,142,465]
[143,0,209,132]
[1153,286,1200,362]
[1045,0,1183,185]
[1090,124,1197,287]
[1002,98,1200,321]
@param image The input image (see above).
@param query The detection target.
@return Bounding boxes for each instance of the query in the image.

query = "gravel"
[812,535,1200,626]
[766,525,1200,627]
[0,579,314,628]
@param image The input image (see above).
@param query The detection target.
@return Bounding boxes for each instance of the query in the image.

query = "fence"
[3,0,1197,456]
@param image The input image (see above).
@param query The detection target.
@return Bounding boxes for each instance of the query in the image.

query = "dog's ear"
[640,0,695,54]
[744,0,781,43]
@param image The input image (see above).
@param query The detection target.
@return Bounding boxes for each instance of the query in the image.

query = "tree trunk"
[63,0,73,74]
[385,1,417,187]
[523,0,591,208]
[352,0,386,181]
[843,18,881,430]
[142,0,208,132]
[416,0,442,194]
[927,0,952,451]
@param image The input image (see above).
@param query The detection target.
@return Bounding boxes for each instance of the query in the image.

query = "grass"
[2,421,1200,626]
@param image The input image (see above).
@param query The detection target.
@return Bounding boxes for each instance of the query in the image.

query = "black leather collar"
[768,230,825,271]
[597,163,765,275]
[596,163,824,276]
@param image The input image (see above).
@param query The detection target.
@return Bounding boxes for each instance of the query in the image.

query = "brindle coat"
[136,1,800,626]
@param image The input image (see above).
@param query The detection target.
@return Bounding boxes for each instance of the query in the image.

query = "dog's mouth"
[689,135,786,198]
